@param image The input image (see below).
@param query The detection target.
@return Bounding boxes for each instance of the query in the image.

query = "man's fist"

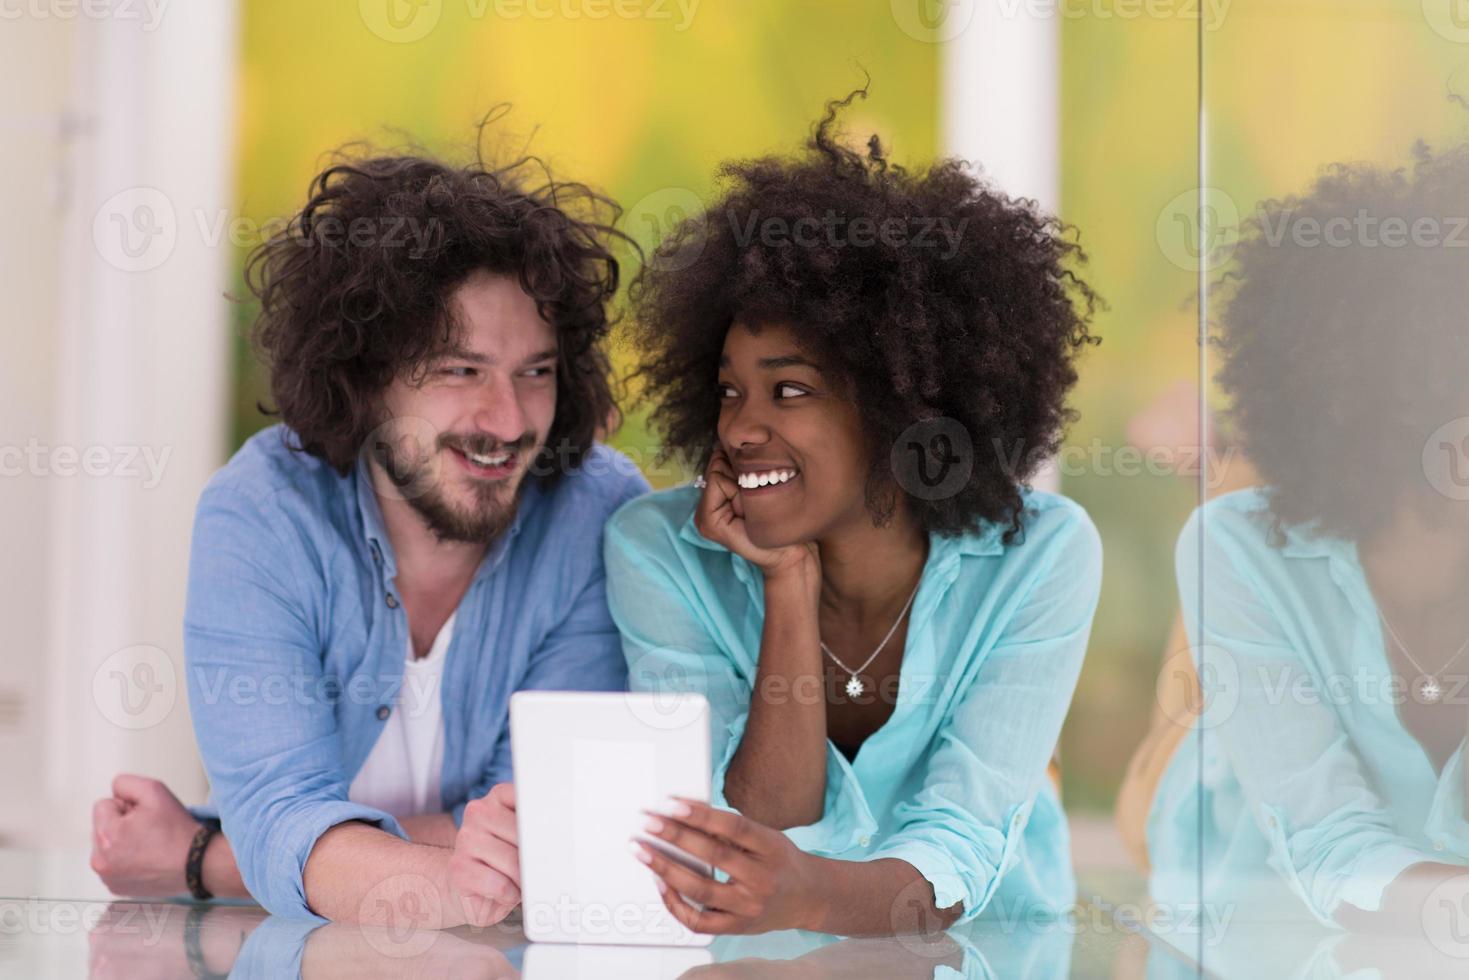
[91,774,201,897]
[447,782,521,927]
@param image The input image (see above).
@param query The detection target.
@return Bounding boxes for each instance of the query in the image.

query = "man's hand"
[447,782,521,927]
[91,774,201,897]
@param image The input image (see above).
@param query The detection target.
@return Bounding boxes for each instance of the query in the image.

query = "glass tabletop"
[0,850,1167,978]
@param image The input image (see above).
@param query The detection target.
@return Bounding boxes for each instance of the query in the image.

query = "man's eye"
[440,366,476,378]
[775,383,808,399]
[522,366,555,378]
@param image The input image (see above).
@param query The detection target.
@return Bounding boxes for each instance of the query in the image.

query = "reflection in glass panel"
[1142,1,1469,975]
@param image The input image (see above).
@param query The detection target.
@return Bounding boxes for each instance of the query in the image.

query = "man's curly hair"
[246,120,630,484]
[626,88,1099,541]
[1211,140,1469,543]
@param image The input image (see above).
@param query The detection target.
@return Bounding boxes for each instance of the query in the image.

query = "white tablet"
[510,690,713,947]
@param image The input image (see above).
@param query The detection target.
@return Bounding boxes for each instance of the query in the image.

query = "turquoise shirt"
[1150,488,1469,928]
[603,485,1103,924]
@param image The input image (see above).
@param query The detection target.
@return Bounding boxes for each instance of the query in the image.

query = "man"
[89,148,649,926]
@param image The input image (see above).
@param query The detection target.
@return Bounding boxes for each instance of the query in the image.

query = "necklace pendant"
[845,676,864,698]
[1419,677,1444,703]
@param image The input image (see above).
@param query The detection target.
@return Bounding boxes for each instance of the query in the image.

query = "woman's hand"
[631,798,827,935]
[694,445,818,583]
[447,782,521,927]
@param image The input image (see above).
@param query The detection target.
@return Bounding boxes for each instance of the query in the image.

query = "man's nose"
[470,376,529,445]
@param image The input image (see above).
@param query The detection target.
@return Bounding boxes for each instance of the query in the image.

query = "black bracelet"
[185,818,222,902]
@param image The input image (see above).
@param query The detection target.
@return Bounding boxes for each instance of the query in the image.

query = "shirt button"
[1435,840,1446,852]
[377,705,391,721]
[859,836,871,847]
[385,593,399,609]
[370,543,382,564]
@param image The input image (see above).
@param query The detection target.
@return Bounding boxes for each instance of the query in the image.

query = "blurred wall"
[0,5,237,846]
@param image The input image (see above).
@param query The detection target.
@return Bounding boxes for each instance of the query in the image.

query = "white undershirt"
[348,611,455,820]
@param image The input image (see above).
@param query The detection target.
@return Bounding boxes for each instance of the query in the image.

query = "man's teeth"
[737,469,798,490]
[465,450,511,467]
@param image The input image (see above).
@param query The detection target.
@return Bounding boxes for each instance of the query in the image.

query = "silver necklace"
[1377,611,1469,704]
[821,577,922,698]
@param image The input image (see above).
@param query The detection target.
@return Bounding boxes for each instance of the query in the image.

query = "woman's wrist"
[794,852,837,933]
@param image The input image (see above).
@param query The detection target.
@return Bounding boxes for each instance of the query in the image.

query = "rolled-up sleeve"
[184,487,405,920]
[1175,507,1439,924]
[869,509,1103,923]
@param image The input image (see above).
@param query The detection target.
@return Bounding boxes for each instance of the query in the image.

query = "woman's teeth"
[737,469,798,490]
[465,450,511,467]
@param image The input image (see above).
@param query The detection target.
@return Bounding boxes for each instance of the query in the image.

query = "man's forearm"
[400,813,458,848]
[302,821,463,926]
[203,812,457,900]
[724,570,828,827]
[806,856,963,937]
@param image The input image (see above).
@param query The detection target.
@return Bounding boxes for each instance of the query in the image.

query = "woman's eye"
[775,383,808,399]
[522,366,555,379]
[718,383,739,399]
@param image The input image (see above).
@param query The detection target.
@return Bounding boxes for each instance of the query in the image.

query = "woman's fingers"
[633,840,759,917]
[658,800,769,855]
[639,812,760,882]
[646,853,745,935]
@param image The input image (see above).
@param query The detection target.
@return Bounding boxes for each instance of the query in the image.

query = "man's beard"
[372,427,537,545]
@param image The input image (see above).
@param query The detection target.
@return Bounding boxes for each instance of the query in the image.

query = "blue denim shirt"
[183,425,648,919]
[1150,488,1469,928]
[604,486,1103,924]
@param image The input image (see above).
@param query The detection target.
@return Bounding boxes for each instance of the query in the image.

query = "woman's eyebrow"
[716,353,819,370]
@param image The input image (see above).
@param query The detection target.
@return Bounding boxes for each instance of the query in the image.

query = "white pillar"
[0,1,238,847]
[940,0,1061,491]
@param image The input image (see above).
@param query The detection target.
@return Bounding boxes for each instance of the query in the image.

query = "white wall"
[0,2,238,847]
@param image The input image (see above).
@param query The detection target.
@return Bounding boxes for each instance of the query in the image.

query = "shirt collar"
[353,453,533,585]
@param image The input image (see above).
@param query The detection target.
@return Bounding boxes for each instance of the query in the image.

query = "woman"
[1146,142,1469,950]
[604,89,1103,937]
